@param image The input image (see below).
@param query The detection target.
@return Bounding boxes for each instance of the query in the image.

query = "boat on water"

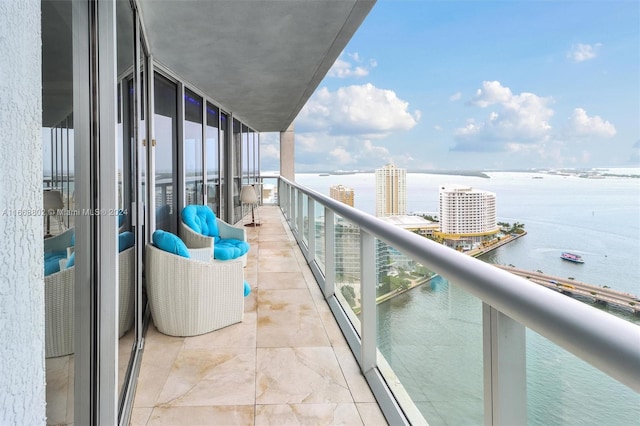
[561,252,584,263]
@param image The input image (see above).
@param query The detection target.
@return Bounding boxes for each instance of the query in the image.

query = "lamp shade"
[240,185,258,204]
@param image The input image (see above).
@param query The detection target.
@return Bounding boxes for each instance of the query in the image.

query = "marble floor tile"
[333,346,376,403]
[183,312,256,350]
[146,405,254,426]
[256,347,352,404]
[255,403,363,426]
[156,347,256,406]
[259,271,308,290]
[257,289,329,347]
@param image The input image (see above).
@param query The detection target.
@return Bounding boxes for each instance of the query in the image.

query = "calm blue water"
[297,170,640,426]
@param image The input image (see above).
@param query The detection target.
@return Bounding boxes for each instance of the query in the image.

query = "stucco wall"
[0,0,46,424]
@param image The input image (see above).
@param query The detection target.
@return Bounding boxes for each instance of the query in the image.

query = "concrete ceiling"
[137,0,375,132]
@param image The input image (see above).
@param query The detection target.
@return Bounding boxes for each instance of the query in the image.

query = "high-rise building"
[438,185,499,245]
[330,184,355,207]
[375,163,406,217]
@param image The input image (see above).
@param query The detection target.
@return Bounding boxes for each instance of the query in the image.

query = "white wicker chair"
[145,244,244,337]
[44,247,136,358]
[179,219,248,267]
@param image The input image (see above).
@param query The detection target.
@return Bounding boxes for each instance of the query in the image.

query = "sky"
[260,0,640,172]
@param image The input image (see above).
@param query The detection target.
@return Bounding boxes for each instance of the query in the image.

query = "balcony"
[130,178,640,425]
[130,205,388,425]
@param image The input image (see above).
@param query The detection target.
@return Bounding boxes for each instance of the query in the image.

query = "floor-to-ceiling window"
[206,103,220,216]
[154,73,178,234]
[220,112,229,221]
[232,118,242,222]
[183,88,204,206]
[42,1,77,422]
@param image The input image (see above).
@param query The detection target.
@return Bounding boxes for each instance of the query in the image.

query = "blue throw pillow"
[119,231,135,252]
[152,230,190,258]
[182,205,219,238]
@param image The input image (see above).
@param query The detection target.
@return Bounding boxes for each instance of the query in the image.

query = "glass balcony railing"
[276,176,640,425]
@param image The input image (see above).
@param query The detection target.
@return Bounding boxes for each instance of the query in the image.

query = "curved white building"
[438,185,499,240]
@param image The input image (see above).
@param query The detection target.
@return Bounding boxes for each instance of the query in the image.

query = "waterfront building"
[330,184,355,207]
[375,163,407,217]
[438,184,499,248]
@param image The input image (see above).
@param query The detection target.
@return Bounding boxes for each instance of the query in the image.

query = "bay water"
[296,170,640,426]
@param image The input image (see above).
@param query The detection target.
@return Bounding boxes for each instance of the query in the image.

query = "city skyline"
[261,0,640,172]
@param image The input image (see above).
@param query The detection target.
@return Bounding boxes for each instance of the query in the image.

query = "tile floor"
[130,206,388,425]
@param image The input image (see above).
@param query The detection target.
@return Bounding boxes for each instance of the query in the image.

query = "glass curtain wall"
[232,118,242,222]
[183,88,204,206]
[154,73,178,234]
[220,112,229,221]
[42,0,77,422]
[206,103,220,216]
[116,0,137,410]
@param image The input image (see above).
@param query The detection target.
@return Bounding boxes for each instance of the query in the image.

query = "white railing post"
[360,230,377,373]
[483,303,527,426]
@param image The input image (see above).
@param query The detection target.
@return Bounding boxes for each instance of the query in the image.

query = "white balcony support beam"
[483,303,527,426]
[296,190,303,239]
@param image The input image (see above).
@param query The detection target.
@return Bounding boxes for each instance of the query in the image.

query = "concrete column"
[0,0,46,424]
[280,122,295,181]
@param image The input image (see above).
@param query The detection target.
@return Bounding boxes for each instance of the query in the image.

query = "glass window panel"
[206,103,220,216]
[314,201,325,274]
[42,0,76,422]
[334,214,362,336]
[376,259,483,424]
[154,73,178,234]
[526,329,640,424]
[219,112,228,219]
[184,88,203,205]
[232,118,242,222]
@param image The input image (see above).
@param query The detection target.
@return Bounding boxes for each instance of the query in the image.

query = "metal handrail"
[279,176,640,393]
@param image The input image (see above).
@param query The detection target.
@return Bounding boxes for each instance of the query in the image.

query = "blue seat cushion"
[244,281,251,297]
[214,238,249,261]
[182,205,219,238]
[119,231,135,252]
[44,250,67,276]
[152,230,190,258]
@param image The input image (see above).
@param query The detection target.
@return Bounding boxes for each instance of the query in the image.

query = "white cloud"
[567,108,616,138]
[327,52,377,78]
[567,43,602,62]
[454,81,554,151]
[434,125,442,131]
[297,83,419,137]
[449,92,462,101]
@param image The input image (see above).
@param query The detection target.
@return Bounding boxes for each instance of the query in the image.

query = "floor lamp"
[240,185,260,227]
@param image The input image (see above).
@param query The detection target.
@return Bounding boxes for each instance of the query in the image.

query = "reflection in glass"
[219,112,228,220]
[116,0,136,406]
[154,73,177,234]
[184,88,203,205]
[206,103,220,216]
[42,0,75,423]
[232,118,242,222]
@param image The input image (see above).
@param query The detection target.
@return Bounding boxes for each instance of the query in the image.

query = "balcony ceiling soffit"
[137,0,374,132]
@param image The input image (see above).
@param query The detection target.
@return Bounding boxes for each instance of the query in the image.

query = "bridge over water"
[496,265,640,315]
